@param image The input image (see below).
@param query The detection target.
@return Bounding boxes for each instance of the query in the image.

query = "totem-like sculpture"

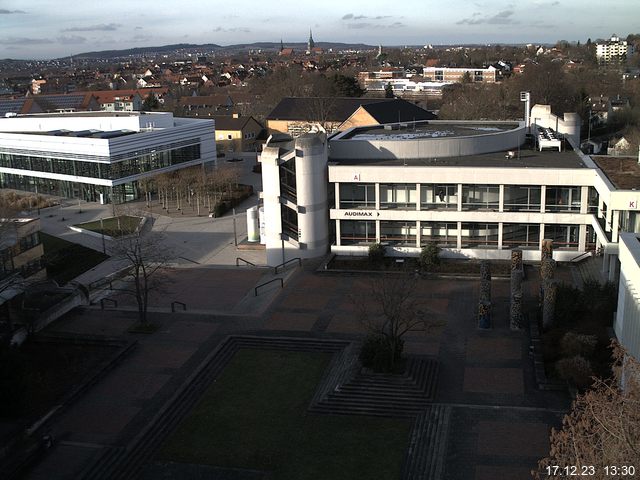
[478,260,492,329]
[510,249,524,330]
[542,281,557,329]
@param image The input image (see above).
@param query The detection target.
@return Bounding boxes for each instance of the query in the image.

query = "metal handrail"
[569,251,593,263]
[254,277,283,296]
[274,257,301,274]
[236,257,256,267]
[171,301,186,312]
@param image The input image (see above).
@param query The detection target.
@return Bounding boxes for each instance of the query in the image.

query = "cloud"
[457,9,518,25]
[347,22,373,29]
[135,26,143,30]
[342,13,354,20]
[0,9,26,14]
[57,35,86,44]
[62,23,121,32]
[132,34,152,41]
[213,26,250,33]
[532,0,559,5]
[388,22,406,29]
[0,37,53,45]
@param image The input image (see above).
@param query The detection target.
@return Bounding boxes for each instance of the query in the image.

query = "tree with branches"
[534,342,640,479]
[112,230,172,326]
[356,274,439,372]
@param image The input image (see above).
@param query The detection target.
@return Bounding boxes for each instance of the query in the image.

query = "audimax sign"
[343,211,380,217]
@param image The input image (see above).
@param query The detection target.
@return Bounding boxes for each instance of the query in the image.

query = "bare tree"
[355,274,440,372]
[112,231,173,325]
[534,342,640,479]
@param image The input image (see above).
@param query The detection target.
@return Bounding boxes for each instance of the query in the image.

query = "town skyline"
[0,0,637,59]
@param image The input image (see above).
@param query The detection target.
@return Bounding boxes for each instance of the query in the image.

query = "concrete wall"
[616,232,640,361]
[330,122,526,160]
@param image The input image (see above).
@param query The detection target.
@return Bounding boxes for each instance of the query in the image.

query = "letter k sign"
[630,200,637,209]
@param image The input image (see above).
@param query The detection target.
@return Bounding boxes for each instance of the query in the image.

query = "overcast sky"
[0,0,637,59]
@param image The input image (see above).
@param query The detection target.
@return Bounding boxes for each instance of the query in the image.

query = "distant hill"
[69,41,376,59]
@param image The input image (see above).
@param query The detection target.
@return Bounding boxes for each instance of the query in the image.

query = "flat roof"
[593,156,640,190]
[18,129,137,139]
[330,146,588,169]
[340,121,519,140]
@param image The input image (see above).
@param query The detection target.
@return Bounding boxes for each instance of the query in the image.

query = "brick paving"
[21,259,574,480]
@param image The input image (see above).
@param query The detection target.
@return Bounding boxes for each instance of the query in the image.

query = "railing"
[236,257,256,267]
[274,257,301,274]
[254,277,283,296]
[569,251,594,263]
[171,301,186,312]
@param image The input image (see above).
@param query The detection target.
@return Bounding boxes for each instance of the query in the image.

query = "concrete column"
[457,184,463,211]
[578,224,587,252]
[612,210,620,242]
[416,220,421,247]
[416,183,421,211]
[606,204,613,232]
[335,219,341,246]
[334,182,340,208]
[580,186,589,214]
[376,219,381,243]
[456,221,462,250]
[375,183,380,211]
[539,223,545,251]
[498,222,504,250]
[499,185,505,213]
[540,185,546,213]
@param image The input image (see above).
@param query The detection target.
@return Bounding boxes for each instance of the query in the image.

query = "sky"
[0,0,637,59]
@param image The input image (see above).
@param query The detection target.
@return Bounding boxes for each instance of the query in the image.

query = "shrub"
[556,355,593,388]
[368,243,385,265]
[560,332,598,358]
[359,334,404,373]
[0,342,27,416]
[419,243,440,270]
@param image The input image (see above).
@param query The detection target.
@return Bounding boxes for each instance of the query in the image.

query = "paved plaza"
[10,176,580,479]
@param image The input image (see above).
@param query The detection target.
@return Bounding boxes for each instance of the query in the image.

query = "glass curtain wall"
[420,184,457,210]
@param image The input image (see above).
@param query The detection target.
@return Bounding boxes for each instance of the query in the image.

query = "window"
[281,205,298,241]
[380,184,417,209]
[460,223,499,248]
[421,222,458,247]
[339,183,375,209]
[420,184,457,210]
[462,185,499,210]
[545,224,579,250]
[502,224,540,249]
[503,186,541,211]
[340,220,376,245]
[380,221,416,246]
[227,134,233,140]
[279,158,297,201]
[545,187,581,212]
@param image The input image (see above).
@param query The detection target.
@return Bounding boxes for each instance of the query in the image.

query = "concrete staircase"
[310,356,439,418]
[572,255,607,287]
[401,405,452,480]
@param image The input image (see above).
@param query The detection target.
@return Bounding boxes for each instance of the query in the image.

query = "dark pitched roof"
[211,115,262,131]
[359,99,437,123]
[266,97,394,122]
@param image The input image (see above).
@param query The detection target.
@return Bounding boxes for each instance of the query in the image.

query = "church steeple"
[280,38,284,52]
[307,29,315,52]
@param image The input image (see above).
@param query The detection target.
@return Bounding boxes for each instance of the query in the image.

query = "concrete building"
[615,232,640,363]
[596,34,634,65]
[259,100,640,279]
[422,66,498,84]
[212,114,264,153]
[0,111,215,203]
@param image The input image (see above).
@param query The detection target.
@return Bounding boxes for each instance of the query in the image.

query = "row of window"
[339,220,588,250]
[0,142,201,181]
[338,183,598,213]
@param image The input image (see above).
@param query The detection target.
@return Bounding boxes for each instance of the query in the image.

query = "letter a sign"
[353,173,361,181]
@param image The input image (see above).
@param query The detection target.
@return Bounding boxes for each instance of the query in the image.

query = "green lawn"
[41,232,109,284]
[75,215,142,237]
[158,349,412,480]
